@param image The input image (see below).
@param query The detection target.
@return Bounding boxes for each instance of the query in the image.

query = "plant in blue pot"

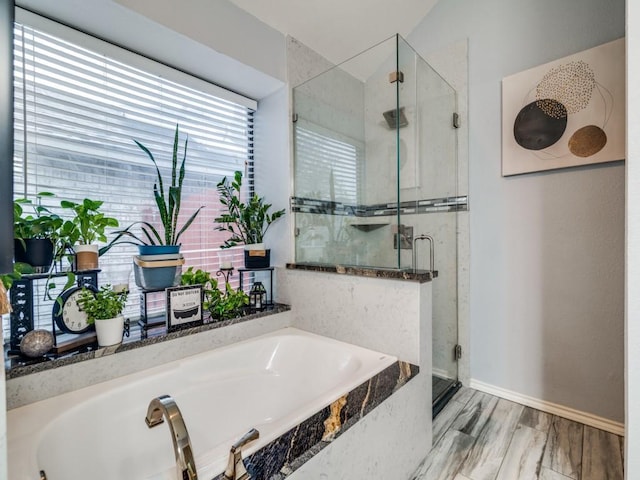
[110,124,204,255]
[108,125,202,290]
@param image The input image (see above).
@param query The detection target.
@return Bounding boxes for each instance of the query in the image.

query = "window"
[6,16,256,335]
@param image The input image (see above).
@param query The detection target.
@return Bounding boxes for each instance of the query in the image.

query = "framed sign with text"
[166,285,203,333]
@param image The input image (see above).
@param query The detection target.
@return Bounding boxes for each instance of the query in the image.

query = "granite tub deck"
[286,262,437,282]
[5,304,291,379]
[216,360,419,480]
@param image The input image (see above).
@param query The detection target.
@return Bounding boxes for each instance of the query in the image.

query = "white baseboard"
[469,379,625,436]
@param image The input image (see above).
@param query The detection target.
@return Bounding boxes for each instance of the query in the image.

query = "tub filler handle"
[223,428,260,480]
[145,394,198,480]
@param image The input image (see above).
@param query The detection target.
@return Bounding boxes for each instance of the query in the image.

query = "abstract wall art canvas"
[502,38,625,176]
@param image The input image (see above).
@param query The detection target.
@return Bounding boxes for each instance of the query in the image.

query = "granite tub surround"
[5,304,291,380]
[286,262,436,282]
[6,309,292,409]
[211,361,419,480]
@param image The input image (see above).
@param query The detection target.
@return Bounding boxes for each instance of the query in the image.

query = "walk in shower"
[291,34,464,413]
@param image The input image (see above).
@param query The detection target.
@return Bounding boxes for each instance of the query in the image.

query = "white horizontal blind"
[293,118,361,205]
[8,22,254,334]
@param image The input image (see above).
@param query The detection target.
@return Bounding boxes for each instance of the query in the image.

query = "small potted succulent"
[214,171,285,268]
[76,284,128,347]
[60,198,120,271]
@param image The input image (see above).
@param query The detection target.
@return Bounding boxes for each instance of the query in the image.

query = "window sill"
[5,304,291,380]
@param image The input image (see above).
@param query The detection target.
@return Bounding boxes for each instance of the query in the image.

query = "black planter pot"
[244,249,271,269]
[14,238,54,269]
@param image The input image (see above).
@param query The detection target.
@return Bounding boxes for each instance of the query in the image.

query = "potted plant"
[60,198,120,271]
[181,267,249,320]
[76,284,128,347]
[113,124,203,255]
[13,192,64,272]
[214,171,285,268]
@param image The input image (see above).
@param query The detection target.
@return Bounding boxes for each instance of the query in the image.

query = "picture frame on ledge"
[166,285,203,333]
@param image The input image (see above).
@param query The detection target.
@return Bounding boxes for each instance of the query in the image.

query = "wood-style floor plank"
[582,426,624,480]
[417,388,625,480]
[433,396,466,446]
[539,466,575,480]
[495,424,548,480]
[452,386,475,406]
[520,406,553,432]
[449,390,499,437]
[542,416,584,479]
[412,429,475,480]
[458,398,525,480]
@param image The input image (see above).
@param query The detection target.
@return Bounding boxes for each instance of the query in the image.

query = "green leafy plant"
[214,171,285,248]
[209,283,249,320]
[180,266,248,320]
[0,262,34,290]
[113,124,203,247]
[180,267,222,312]
[60,198,119,247]
[13,192,63,246]
[76,285,128,323]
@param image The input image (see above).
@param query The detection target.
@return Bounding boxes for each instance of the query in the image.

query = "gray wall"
[409,0,626,422]
[627,1,639,476]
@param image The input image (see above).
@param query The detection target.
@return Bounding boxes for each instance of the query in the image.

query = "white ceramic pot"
[75,244,99,271]
[94,315,124,347]
[244,243,265,251]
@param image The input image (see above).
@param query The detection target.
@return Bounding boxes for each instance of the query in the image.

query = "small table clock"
[52,285,98,334]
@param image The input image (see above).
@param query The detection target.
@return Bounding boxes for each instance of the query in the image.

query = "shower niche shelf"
[349,220,389,232]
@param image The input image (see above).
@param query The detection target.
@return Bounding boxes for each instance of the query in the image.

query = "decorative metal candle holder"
[216,267,234,284]
[249,281,267,312]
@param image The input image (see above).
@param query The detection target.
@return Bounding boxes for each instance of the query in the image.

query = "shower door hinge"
[389,71,404,83]
[454,344,462,360]
[452,112,460,129]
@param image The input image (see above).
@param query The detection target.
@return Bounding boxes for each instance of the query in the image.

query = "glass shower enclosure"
[292,34,462,409]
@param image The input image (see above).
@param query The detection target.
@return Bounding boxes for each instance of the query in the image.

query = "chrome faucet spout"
[145,394,198,480]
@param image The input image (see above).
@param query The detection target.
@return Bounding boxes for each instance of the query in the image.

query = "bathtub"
[7,327,416,480]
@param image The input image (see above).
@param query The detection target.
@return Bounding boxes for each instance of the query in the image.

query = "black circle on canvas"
[513,99,567,151]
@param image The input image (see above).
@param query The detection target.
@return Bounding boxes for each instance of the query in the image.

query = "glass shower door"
[396,36,461,410]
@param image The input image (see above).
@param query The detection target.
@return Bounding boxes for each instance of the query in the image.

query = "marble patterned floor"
[413,387,624,480]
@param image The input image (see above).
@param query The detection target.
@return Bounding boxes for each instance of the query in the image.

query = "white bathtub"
[7,327,398,480]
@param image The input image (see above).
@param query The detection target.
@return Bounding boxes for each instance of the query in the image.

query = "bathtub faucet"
[223,428,260,480]
[145,395,198,480]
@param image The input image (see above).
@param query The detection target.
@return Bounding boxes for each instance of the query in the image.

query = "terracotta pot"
[75,244,99,271]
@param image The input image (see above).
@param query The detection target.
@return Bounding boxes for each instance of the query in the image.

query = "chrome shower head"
[382,107,408,129]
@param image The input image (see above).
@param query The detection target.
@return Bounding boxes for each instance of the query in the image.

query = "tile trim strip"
[291,195,468,216]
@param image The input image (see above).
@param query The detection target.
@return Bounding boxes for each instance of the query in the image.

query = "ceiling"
[227,0,440,65]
